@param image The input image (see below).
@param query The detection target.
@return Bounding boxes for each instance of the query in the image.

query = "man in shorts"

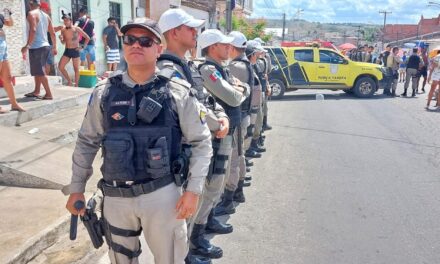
[103,17,123,71]
[74,8,95,69]
[58,12,90,86]
[22,0,57,100]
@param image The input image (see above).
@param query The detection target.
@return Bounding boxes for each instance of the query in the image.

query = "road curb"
[5,214,70,264]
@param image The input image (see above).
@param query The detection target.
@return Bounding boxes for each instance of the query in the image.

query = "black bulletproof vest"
[199,61,242,128]
[157,54,215,109]
[232,57,253,114]
[100,73,182,183]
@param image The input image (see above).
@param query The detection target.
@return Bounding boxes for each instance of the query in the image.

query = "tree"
[220,15,274,43]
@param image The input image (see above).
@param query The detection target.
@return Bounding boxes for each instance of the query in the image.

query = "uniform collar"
[206,56,224,67]
[164,49,188,63]
[234,53,249,61]
[122,71,157,88]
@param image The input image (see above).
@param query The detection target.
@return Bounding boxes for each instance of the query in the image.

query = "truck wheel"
[353,77,376,98]
[270,79,286,100]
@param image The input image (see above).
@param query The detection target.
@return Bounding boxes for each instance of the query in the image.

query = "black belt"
[99,176,174,198]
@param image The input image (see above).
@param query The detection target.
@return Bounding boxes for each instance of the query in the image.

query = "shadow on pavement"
[270,92,394,102]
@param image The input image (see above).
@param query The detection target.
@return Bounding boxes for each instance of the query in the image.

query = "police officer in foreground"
[64,17,212,264]
[225,31,257,203]
[157,9,232,263]
[198,30,250,217]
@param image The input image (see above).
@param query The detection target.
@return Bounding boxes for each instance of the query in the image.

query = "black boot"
[245,175,252,180]
[250,139,266,153]
[206,209,233,234]
[245,158,254,167]
[242,179,251,187]
[259,135,266,146]
[262,116,272,130]
[246,167,251,173]
[190,224,223,259]
[214,189,236,216]
[412,89,416,97]
[245,149,262,158]
[233,180,246,203]
[401,89,407,96]
[185,253,212,264]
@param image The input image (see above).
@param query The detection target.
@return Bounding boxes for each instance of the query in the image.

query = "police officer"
[64,17,212,264]
[226,32,259,203]
[198,29,249,217]
[157,9,232,263]
[254,38,273,131]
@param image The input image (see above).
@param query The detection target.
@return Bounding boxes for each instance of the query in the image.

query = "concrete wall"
[0,0,27,76]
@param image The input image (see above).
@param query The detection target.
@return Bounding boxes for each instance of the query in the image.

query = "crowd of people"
[0,0,124,113]
[64,7,273,264]
[343,42,440,109]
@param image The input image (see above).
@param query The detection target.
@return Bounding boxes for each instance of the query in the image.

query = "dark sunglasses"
[123,35,159,48]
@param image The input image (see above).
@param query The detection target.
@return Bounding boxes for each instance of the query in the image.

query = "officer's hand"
[175,191,199,219]
[215,117,229,139]
[66,193,86,216]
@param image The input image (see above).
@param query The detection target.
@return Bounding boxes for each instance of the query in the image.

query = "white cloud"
[251,0,440,24]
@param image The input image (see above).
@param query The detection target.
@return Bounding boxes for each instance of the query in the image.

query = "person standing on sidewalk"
[103,17,123,71]
[65,17,212,264]
[402,48,422,97]
[74,8,95,70]
[57,12,90,87]
[22,0,57,100]
[0,8,25,113]
[157,9,232,264]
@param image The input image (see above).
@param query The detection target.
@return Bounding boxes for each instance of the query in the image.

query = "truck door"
[316,50,350,88]
[288,49,316,87]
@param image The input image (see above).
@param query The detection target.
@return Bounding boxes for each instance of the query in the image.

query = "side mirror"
[343,59,349,65]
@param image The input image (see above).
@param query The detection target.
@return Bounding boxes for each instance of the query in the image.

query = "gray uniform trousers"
[404,68,419,91]
[263,93,268,117]
[253,94,264,139]
[226,114,250,191]
[103,183,187,264]
[193,135,233,225]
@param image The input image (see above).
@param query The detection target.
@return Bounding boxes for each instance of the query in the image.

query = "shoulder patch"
[170,77,191,89]
[209,70,222,82]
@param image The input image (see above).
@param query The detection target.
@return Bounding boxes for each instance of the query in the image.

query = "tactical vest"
[157,54,216,110]
[232,58,253,114]
[100,72,182,186]
[199,61,242,128]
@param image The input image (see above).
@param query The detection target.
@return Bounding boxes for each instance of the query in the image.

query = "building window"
[71,0,88,22]
[109,2,121,26]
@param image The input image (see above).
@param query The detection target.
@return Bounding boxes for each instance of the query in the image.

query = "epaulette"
[170,76,191,89]
[157,67,176,81]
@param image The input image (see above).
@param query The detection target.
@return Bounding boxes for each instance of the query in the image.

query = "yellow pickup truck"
[266,46,390,99]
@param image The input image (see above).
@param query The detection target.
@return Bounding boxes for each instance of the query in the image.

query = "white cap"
[228,31,247,48]
[198,29,234,49]
[253,37,265,45]
[247,40,265,52]
[158,8,205,33]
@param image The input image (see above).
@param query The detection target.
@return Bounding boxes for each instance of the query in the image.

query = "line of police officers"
[64,8,273,264]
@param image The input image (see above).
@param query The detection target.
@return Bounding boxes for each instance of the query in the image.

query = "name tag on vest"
[111,100,131,107]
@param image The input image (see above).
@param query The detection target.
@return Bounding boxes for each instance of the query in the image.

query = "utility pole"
[282,12,286,42]
[379,11,392,48]
[356,25,361,47]
[226,0,233,33]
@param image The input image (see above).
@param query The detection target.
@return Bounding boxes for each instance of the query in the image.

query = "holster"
[172,144,191,186]
[207,138,229,183]
[81,195,105,249]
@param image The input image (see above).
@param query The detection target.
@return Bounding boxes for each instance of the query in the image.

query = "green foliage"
[363,27,379,43]
[220,15,273,42]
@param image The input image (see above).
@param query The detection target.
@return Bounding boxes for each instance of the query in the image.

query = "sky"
[251,0,440,24]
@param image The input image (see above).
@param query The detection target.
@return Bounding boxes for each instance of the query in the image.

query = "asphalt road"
[211,85,440,264]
